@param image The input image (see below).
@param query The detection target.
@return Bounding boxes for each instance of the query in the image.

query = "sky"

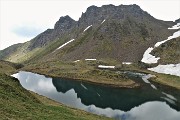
[0,0,180,50]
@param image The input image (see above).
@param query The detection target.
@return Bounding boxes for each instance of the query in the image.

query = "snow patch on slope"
[98,65,115,69]
[74,60,80,62]
[57,39,75,50]
[85,59,96,61]
[101,19,106,24]
[122,62,132,65]
[148,64,180,77]
[141,23,180,77]
[168,23,180,30]
[141,47,160,64]
[53,39,75,53]
[83,25,92,32]
[141,22,180,64]
[155,30,180,47]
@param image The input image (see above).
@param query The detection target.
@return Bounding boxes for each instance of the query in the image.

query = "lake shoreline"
[12,71,180,119]
[19,69,140,89]
[19,59,180,90]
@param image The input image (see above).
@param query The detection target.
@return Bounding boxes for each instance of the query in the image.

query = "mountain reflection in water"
[12,71,180,120]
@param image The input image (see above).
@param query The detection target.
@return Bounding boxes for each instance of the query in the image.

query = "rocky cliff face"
[175,18,180,23]
[54,15,76,30]
[0,4,175,63]
[79,4,150,25]
[28,15,77,50]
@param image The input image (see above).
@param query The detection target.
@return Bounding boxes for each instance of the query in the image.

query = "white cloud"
[0,0,180,50]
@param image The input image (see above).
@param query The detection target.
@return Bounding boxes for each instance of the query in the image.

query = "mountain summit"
[54,15,76,30]
[0,4,175,63]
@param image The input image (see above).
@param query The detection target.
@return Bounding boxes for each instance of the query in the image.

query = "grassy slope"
[0,61,17,75]
[22,59,180,89]
[22,60,138,88]
[150,73,180,89]
[0,61,111,120]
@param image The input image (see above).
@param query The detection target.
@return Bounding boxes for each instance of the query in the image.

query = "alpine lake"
[12,71,180,120]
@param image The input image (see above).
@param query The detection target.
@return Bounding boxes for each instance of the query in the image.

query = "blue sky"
[0,0,180,50]
[12,26,43,38]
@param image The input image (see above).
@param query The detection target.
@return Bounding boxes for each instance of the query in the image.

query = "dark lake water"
[12,71,180,120]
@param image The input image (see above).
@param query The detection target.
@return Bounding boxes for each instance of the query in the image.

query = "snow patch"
[141,47,160,64]
[83,25,92,32]
[74,60,80,62]
[98,65,115,69]
[101,19,106,24]
[168,23,180,30]
[155,30,180,47]
[122,62,132,65]
[53,39,75,53]
[57,39,75,50]
[148,64,180,77]
[85,59,96,61]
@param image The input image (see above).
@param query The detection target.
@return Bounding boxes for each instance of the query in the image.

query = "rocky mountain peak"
[28,15,77,50]
[86,5,99,12]
[54,15,76,30]
[0,4,174,63]
[78,4,150,27]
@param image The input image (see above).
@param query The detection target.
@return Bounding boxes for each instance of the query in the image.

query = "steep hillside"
[0,16,77,63]
[49,17,174,63]
[151,36,180,64]
[0,43,22,61]
[0,4,175,63]
[0,42,33,63]
[0,60,23,75]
